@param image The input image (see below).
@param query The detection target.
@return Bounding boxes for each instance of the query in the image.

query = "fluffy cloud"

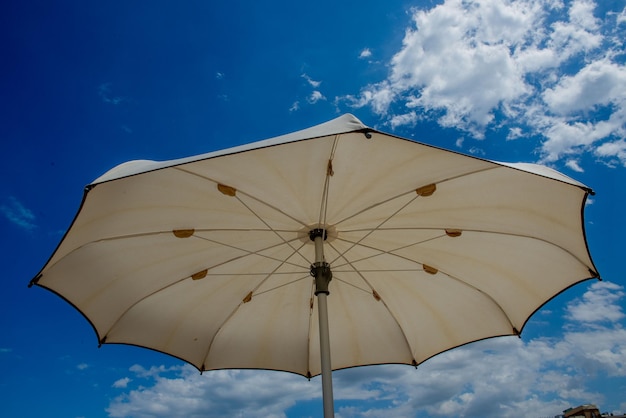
[107,368,317,418]
[112,377,132,388]
[106,281,626,417]
[341,0,626,167]
[565,281,625,323]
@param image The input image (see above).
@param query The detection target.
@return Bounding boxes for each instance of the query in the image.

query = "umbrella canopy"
[31,114,598,414]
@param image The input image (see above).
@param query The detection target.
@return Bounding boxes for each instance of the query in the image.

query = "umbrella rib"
[97,238,309,344]
[336,226,595,275]
[329,194,421,266]
[339,234,520,335]
[99,275,192,344]
[193,234,309,270]
[328,240,419,364]
[203,271,307,276]
[329,232,536,335]
[174,167,310,228]
[330,233,445,270]
[331,275,372,294]
[318,135,340,229]
[235,196,313,267]
[201,244,308,369]
[332,165,501,228]
[253,274,311,297]
[439,270,520,335]
[174,167,312,265]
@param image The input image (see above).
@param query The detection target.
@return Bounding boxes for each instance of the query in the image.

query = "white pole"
[311,230,335,418]
[317,291,334,418]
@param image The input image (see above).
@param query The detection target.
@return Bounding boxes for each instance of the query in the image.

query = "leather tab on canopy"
[327,159,334,176]
[173,229,195,238]
[218,183,237,196]
[416,184,436,196]
[423,264,438,275]
[243,291,253,303]
[191,269,208,280]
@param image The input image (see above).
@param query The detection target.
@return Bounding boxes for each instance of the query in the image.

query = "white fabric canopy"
[34,113,598,378]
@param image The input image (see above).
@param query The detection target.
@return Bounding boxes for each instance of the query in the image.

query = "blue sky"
[2,0,626,417]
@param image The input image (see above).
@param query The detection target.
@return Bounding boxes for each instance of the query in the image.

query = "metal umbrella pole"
[310,228,334,418]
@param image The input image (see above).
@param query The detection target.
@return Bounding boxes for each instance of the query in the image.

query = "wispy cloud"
[301,73,321,88]
[1,196,36,230]
[359,48,372,59]
[98,82,128,105]
[339,0,626,169]
[307,90,326,104]
[566,159,585,172]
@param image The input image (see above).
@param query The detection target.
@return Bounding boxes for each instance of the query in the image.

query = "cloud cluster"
[340,0,626,167]
[290,74,326,111]
[106,280,626,418]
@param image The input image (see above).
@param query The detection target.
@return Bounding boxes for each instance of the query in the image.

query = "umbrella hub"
[308,227,328,241]
[309,228,333,295]
[298,224,338,243]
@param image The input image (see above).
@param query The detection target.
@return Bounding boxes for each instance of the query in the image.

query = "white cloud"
[389,111,418,129]
[341,81,396,115]
[301,73,321,88]
[77,363,89,370]
[595,139,626,165]
[617,7,626,25]
[289,101,300,112]
[542,60,626,115]
[537,59,626,163]
[106,280,626,418]
[113,377,132,388]
[1,196,36,230]
[359,48,372,59]
[506,127,524,140]
[108,367,317,418]
[339,0,626,166]
[308,90,326,104]
[565,281,625,323]
[565,159,584,172]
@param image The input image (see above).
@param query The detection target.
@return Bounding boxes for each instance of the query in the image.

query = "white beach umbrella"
[31,114,599,417]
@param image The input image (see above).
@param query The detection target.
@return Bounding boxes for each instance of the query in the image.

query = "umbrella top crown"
[91,114,591,193]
